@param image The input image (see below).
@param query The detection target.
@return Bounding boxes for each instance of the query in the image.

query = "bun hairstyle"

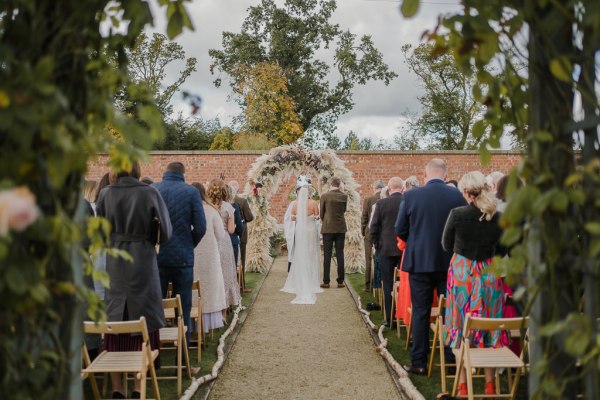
[458,171,497,221]
[207,178,228,207]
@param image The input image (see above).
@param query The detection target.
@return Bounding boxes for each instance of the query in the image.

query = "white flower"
[0,186,39,236]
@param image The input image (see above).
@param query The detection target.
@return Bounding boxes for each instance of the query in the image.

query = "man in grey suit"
[229,180,254,292]
[320,177,348,288]
[361,180,385,291]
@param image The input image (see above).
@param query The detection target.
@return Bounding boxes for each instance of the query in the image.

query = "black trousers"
[322,232,345,284]
[408,271,451,367]
[380,254,401,323]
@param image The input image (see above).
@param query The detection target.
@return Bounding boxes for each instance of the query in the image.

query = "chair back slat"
[163,294,183,315]
[192,280,201,292]
[83,317,149,342]
[463,314,528,335]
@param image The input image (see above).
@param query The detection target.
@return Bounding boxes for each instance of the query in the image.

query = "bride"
[281,185,323,304]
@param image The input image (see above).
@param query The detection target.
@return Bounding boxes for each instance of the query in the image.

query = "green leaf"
[166,7,184,39]
[589,239,600,257]
[472,120,487,138]
[585,222,600,235]
[550,56,573,82]
[5,265,27,294]
[400,0,419,17]
[501,227,522,246]
[535,130,554,142]
[549,190,569,212]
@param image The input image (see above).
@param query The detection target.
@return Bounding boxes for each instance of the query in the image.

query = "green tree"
[399,0,600,398]
[0,1,193,398]
[209,0,397,148]
[400,43,485,150]
[121,32,197,117]
[157,114,221,150]
[234,61,303,145]
[210,128,235,150]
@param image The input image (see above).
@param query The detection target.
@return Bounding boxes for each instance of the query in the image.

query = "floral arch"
[244,145,365,274]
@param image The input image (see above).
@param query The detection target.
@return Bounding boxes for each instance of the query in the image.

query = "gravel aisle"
[207,257,402,400]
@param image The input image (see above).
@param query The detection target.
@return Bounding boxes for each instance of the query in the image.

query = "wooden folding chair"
[405,304,440,350]
[159,295,192,397]
[189,280,204,365]
[427,295,459,393]
[390,267,400,326]
[82,317,160,400]
[452,314,529,400]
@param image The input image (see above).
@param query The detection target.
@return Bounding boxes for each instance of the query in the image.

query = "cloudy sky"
[146,0,462,144]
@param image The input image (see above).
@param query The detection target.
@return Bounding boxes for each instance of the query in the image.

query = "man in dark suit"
[395,159,466,375]
[320,177,348,288]
[229,180,254,292]
[361,180,385,291]
[369,177,404,326]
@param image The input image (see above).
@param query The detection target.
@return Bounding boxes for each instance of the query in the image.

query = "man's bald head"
[425,158,447,181]
[388,177,404,194]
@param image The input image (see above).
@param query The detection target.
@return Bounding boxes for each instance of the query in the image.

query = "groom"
[320,177,348,288]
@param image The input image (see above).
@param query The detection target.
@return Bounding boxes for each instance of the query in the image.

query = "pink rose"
[0,186,39,236]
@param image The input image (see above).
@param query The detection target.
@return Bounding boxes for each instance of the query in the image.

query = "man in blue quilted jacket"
[154,161,206,345]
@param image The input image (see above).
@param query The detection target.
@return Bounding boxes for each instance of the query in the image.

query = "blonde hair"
[207,178,228,207]
[83,180,97,203]
[458,171,497,221]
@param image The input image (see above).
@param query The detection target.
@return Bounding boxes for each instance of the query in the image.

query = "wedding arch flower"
[244,145,364,274]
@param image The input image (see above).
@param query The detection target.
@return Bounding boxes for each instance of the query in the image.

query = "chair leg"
[428,320,439,377]
[149,357,161,400]
[466,361,474,400]
[140,371,147,400]
[183,329,192,379]
[405,312,412,351]
[177,327,183,396]
[451,353,463,397]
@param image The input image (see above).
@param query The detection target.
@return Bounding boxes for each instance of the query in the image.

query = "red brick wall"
[88,151,522,222]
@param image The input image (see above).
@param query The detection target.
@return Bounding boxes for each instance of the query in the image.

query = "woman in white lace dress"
[192,183,227,332]
[207,179,241,309]
[281,186,323,304]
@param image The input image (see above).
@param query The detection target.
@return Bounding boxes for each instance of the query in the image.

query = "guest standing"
[153,162,206,345]
[320,177,348,288]
[369,177,404,326]
[207,179,241,309]
[442,171,507,397]
[361,180,385,292]
[229,180,254,291]
[228,185,244,266]
[191,183,227,333]
[96,161,172,398]
[395,159,466,375]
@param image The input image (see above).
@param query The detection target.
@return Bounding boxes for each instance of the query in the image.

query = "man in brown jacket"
[361,180,385,291]
[320,177,348,288]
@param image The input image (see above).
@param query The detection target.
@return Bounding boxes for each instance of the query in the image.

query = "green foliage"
[0,0,193,398]
[398,0,600,397]
[156,114,221,150]
[209,0,397,148]
[210,128,235,150]
[119,32,197,118]
[399,43,487,150]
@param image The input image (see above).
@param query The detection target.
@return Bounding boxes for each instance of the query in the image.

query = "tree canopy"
[400,43,486,150]
[120,32,197,118]
[209,0,397,148]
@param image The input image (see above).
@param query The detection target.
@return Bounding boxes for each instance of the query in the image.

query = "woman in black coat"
[96,160,172,399]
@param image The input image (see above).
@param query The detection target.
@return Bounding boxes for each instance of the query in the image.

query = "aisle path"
[207,257,402,400]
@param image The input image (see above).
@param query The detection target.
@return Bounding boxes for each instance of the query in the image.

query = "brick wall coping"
[94,150,524,156]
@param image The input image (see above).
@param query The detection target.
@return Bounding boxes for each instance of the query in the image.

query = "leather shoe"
[320,283,330,289]
[382,320,397,329]
[337,282,345,288]
[402,364,426,376]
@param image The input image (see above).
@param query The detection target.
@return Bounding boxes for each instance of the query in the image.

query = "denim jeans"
[158,266,194,345]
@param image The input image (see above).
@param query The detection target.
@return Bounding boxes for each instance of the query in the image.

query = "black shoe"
[402,364,426,376]
[382,320,397,329]
[132,391,141,399]
[112,392,126,399]
[446,366,457,375]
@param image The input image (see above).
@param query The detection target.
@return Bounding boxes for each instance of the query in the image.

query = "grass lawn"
[83,271,266,400]
[346,272,528,399]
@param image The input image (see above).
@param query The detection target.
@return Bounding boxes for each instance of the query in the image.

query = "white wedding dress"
[281,187,323,304]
